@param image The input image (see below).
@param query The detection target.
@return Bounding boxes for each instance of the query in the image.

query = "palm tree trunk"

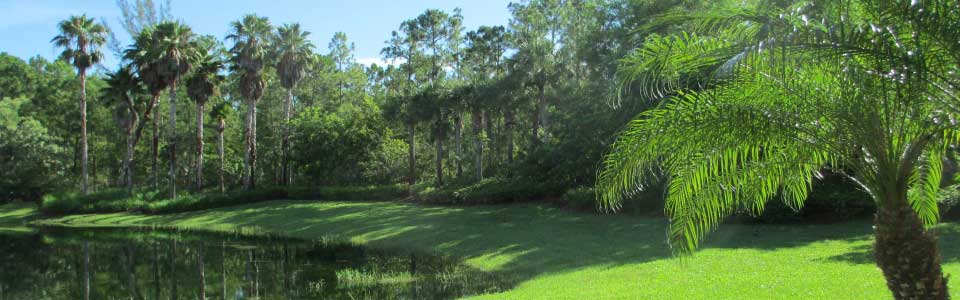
[281,88,293,186]
[196,102,205,191]
[244,99,253,190]
[79,69,89,195]
[407,122,416,186]
[875,191,949,300]
[125,106,139,195]
[455,113,463,179]
[472,108,483,181]
[168,83,180,199]
[251,103,258,190]
[217,121,225,193]
[505,108,515,164]
[153,99,161,190]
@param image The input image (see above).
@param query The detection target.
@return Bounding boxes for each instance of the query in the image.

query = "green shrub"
[561,187,597,212]
[287,185,408,201]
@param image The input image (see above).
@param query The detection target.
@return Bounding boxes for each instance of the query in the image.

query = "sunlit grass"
[25,200,960,299]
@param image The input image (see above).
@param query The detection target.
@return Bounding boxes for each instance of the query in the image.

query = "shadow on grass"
[120,200,907,284]
[822,223,960,265]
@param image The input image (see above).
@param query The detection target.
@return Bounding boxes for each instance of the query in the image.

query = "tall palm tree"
[103,65,143,194]
[51,15,108,195]
[227,14,272,190]
[210,103,232,193]
[153,21,197,199]
[273,23,314,186]
[124,26,169,191]
[186,44,224,191]
[597,1,960,299]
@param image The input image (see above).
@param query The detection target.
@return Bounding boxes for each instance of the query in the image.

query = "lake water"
[0,227,511,300]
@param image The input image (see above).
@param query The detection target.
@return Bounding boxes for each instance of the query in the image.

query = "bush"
[561,187,597,212]
[287,185,408,201]
[413,178,562,205]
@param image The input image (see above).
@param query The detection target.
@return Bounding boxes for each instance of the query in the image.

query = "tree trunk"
[153,97,161,190]
[244,100,254,190]
[251,103,258,190]
[407,122,416,186]
[124,104,139,195]
[505,108,515,164]
[875,193,949,300]
[435,121,444,187]
[533,81,548,144]
[79,69,89,195]
[196,102,205,191]
[455,113,463,179]
[217,120,225,193]
[485,109,497,170]
[472,108,483,181]
[168,83,178,199]
[281,88,293,186]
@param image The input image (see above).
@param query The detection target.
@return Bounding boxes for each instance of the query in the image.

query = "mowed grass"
[0,202,38,234]
[22,200,960,299]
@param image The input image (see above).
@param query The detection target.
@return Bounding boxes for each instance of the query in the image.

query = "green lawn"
[9,200,959,299]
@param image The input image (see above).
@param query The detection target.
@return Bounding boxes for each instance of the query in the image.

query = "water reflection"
[0,227,511,300]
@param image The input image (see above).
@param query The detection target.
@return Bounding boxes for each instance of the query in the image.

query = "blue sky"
[0,0,513,69]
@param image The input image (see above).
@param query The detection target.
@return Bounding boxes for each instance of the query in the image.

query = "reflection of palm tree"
[220,241,227,300]
[197,243,205,300]
[82,241,90,300]
[170,239,177,300]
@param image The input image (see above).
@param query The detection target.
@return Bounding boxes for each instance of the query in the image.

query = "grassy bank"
[16,200,960,299]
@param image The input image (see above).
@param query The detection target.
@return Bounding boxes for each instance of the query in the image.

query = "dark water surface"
[0,227,511,300]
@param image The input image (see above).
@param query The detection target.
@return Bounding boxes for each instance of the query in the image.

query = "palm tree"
[51,15,108,195]
[597,1,960,299]
[153,21,197,199]
[210,103,232,193]
[227,14,272,190]
[103,65,143,194]
[124,26,169,191]
[273,23,314,186]
[186,43,224,191]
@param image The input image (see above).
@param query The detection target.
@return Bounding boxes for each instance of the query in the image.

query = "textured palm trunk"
[217,120,225,193]
[407,122,416,186]
[281,88,293,186]
[250,103,258,190]
[455,114,463,179]
[79,70,89,195]
[124,106,139,195]
[196,102,205,191]
[472,108,483,181]
[875,191,949,300]
[168,83,179,199]
[505,108,515,164]
[243,99,254,190]
[153,99,161,190]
